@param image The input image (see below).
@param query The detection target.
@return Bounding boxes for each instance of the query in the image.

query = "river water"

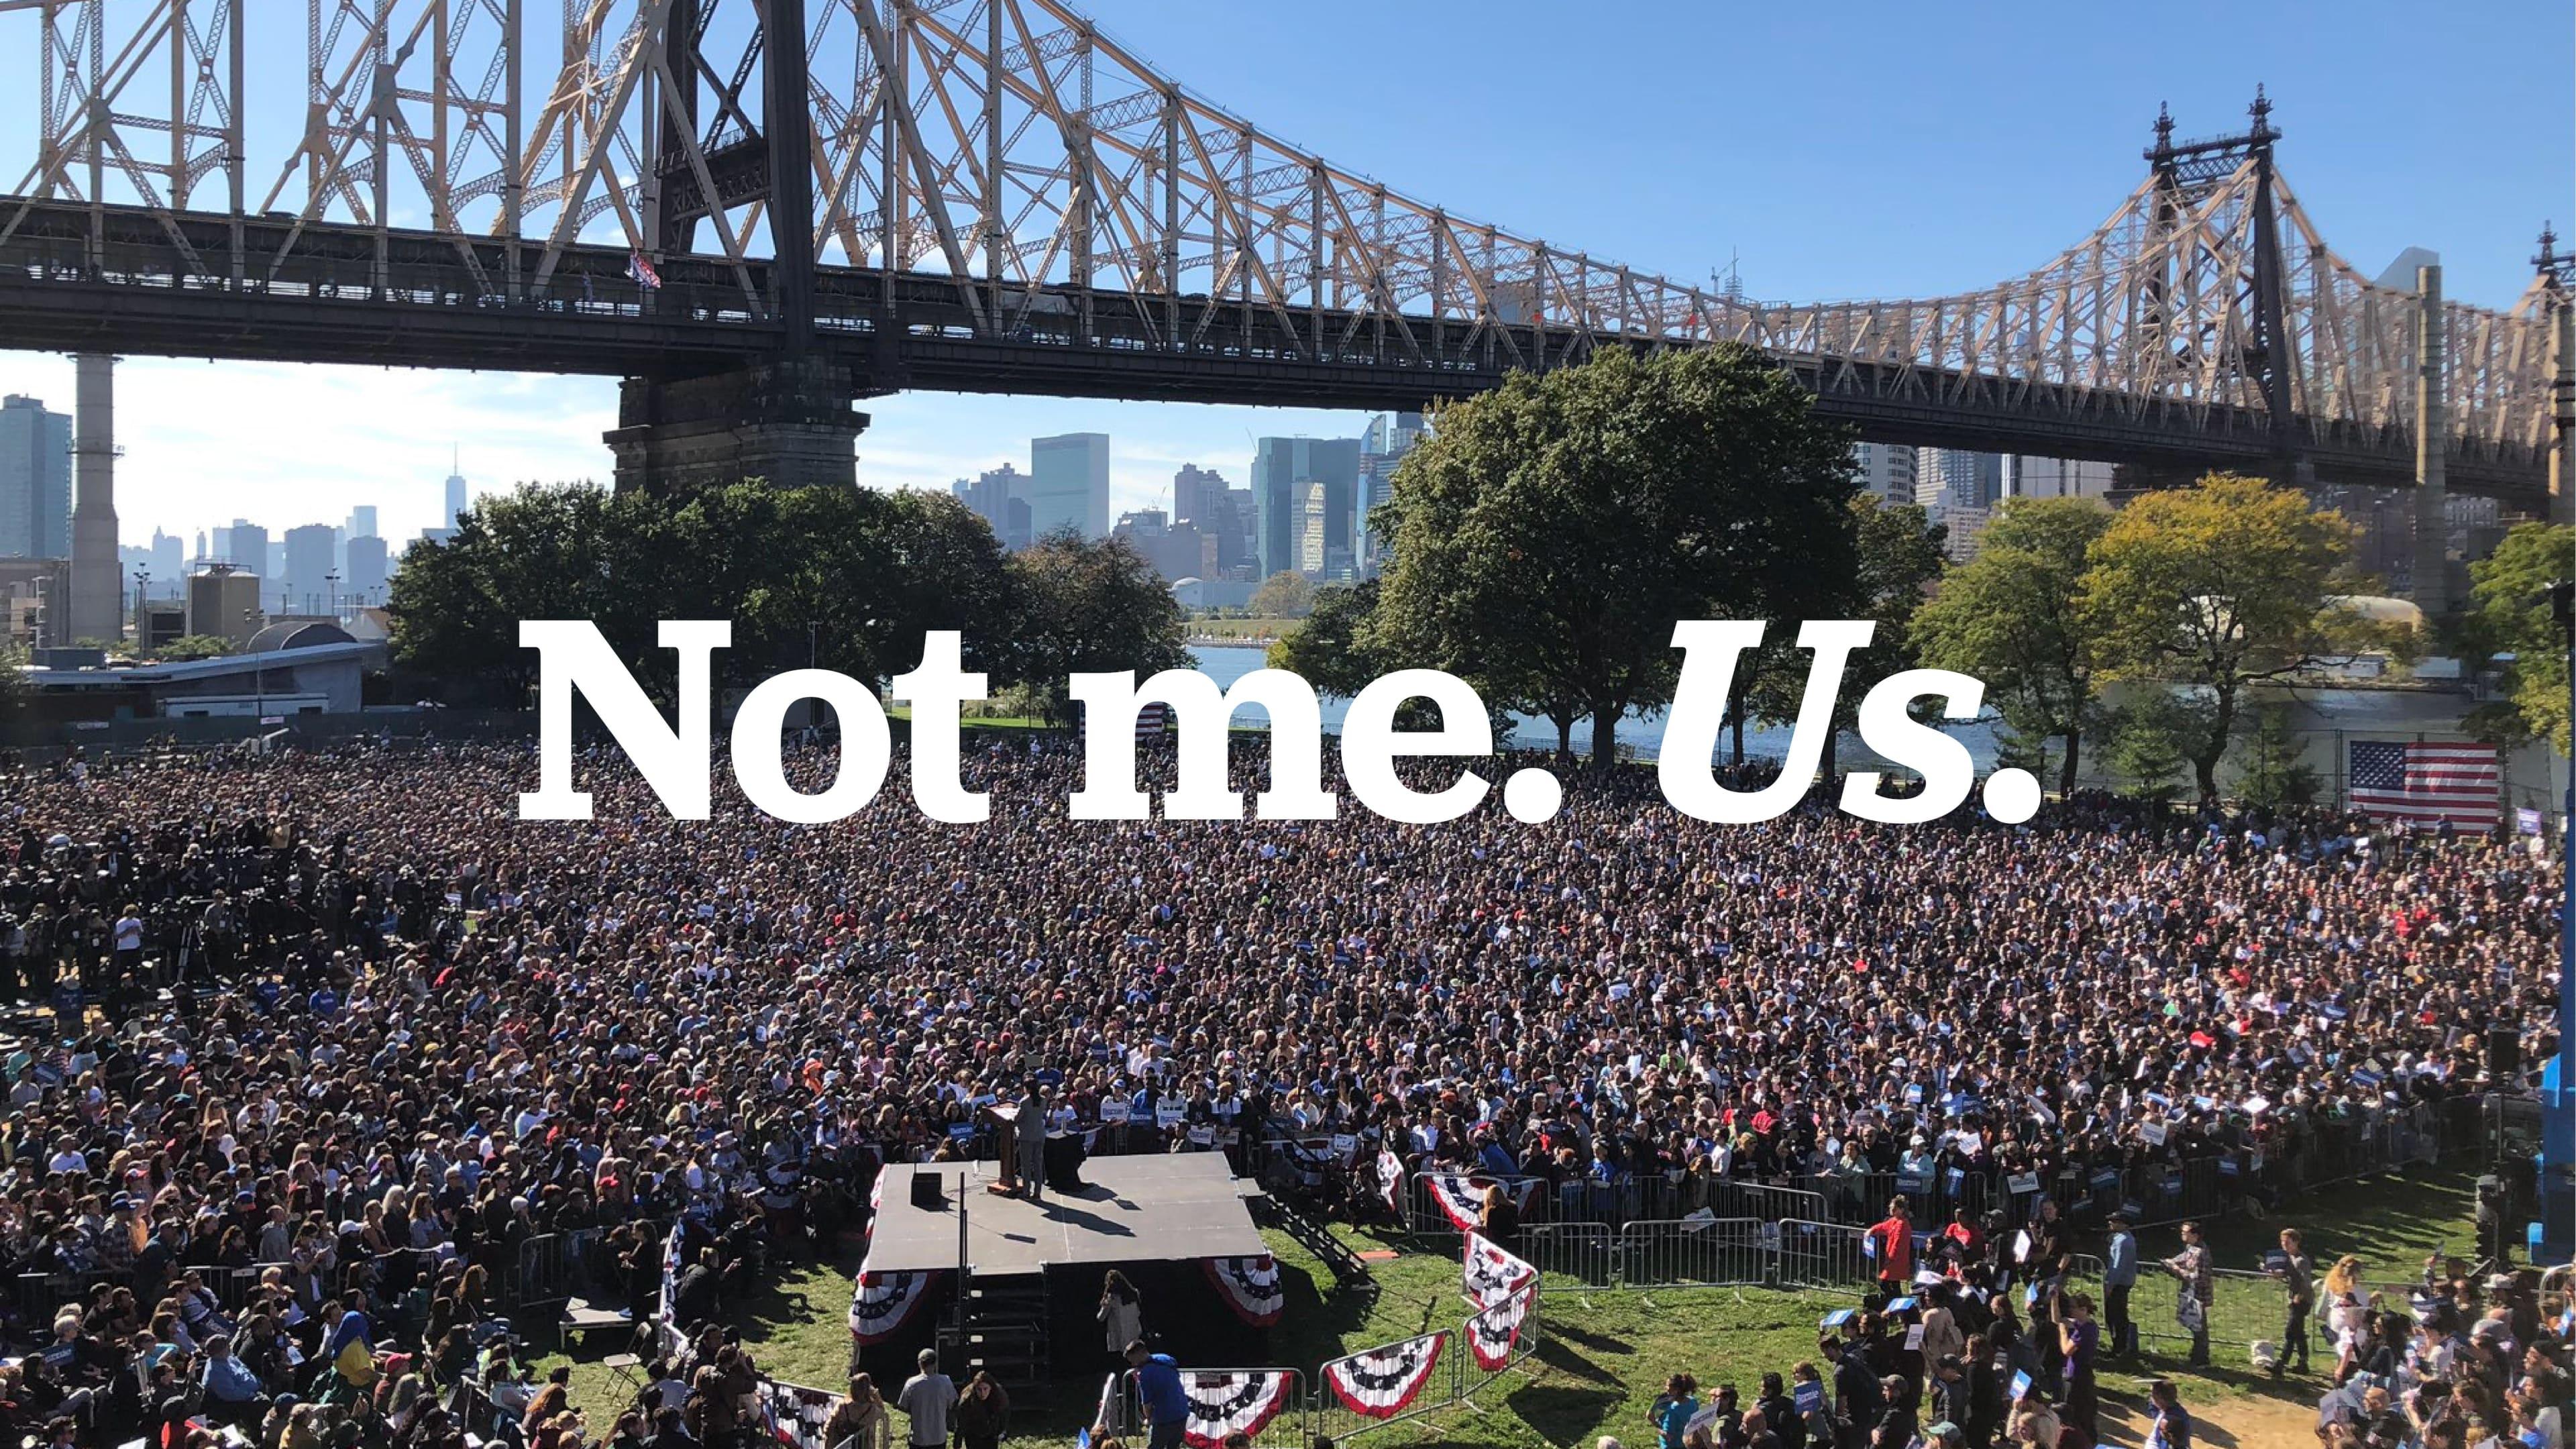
[1187,643,2002,766]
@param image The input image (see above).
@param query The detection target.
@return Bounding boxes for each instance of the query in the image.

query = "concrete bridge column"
[66,352,123,643]
[602,358,868,494]
[2411,265,2449,618]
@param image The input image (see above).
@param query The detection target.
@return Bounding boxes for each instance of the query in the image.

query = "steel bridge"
[2,0,2571,513]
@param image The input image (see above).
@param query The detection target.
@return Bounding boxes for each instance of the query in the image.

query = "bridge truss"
[0,0,2566,502]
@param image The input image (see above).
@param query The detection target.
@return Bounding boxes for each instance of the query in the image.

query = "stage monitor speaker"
[2487,1027,2520,1079]
[910,1173,947,1210]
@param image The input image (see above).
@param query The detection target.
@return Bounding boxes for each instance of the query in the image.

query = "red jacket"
[1870,1216,1915,1280]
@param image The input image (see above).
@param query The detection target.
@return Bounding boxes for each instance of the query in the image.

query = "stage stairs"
[1254,1193,1375,1297]
[938,1271,1051,1399]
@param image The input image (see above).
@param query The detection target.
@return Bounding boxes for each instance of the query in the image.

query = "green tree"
[2101,692,2201,805]
[1372,346,1858,765]
[1267,582,1385,698]
[1913,496,2112,796]
[152,635,237,661]
[2231,701,2322,808]
[1002,531,1191,723]
[2455,521,2573,753]
[389,482,658,700]
[0,643,26,726]
[2082,473,2371,802]
[1248,571,1318,621]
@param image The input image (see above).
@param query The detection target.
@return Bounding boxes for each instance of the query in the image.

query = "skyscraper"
[952,462,1032,549]
[1028,433,1110,540]
[1250,436,1360,578]
[443,459,468,530]
[284,523,337,614]
[224,520,269,575]
[0,394,71,560]
[345,534,389,605]
[1356,413,1424,574]
[1171,463,1228,529]
[347,504,379,539]
[1913,449,2002,512]
[148,529,182,592]
[2001,455,2114,499]
[1851,443,1918,506]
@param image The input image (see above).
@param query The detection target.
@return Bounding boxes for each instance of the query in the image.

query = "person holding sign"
[1867,1197,1916,1294]
[2161,1222,2215,1367]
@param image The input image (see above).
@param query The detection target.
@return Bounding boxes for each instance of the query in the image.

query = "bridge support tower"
[66,354,122,643]
[2411,265,2449,617]
[604,361,869,495]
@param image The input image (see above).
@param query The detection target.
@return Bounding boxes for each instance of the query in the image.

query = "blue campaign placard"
[2010,1370,2033,1401]
[1796,1381,1824,1415]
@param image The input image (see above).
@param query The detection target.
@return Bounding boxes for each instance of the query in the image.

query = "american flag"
[628,251,663,289]
[2349,740,2500,830]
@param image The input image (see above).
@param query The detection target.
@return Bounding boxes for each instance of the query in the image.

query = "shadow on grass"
[1544,1320,1635,1360]
[1503,1378,1623,1446]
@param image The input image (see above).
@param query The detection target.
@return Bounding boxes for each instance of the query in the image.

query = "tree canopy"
[390,480,1178,711]
[2080,472,2370,802]
[1912,496,2111,796]
[2457,521,2573,753]
[1370,345,1859,763]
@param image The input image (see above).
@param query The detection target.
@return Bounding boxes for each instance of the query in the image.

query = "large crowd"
[0,733,2563,1449]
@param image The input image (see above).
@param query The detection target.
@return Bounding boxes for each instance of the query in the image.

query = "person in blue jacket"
[1124,1339,1188,1449]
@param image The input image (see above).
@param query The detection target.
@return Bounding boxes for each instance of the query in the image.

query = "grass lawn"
[541,1160,2489,1448]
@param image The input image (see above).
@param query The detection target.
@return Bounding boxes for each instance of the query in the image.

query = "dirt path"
[2096,1383,2320,1449]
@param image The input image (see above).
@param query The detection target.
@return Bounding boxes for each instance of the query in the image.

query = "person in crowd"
[953,1369,1010,1449]
[2162,1222,2215,1367]
[1651,1372,1701,1449]
[1100,1270,1145,1367]
[2271,1226,2317,1377]
[1126,1340,1189,1449]
[824,1373,892,1449]
[897,1348,953,1449]
[2102,1214,2139,1360]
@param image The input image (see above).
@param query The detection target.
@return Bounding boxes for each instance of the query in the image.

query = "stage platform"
[869,1155,1265,1277]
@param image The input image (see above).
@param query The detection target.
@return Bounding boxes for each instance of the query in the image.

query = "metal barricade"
[1519,1222,1617,1288]
[516,1232,571,1311]
[1713,1179,1830,1226]
[1619,1218,1772,1289]
[1311,1333,1461,1446]
[1774,1218,1868,1290]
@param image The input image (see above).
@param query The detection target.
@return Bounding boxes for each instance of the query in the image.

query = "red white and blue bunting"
[1324,1332,1446,1419]
[1424,1174,1540,1231]
[755,1380,837,1448]
[1180,1371,1297,1447]
[1464,1285,1535,1371]
[847,1265,942,1344]
[1377,1150,1405,1217]
[1463,1230,1536,1308]
[1201,1255,1287,1327]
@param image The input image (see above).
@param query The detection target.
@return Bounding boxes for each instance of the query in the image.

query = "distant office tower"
[443,466,468,529]
[1221,486,1257,575]
[345,534,388,604]
[1914,449,2002,512]
[1172,464,1229,529]
[347,504,378,539]
[1027,434,1110,540]
[953,462,1034,549]
[1356,413,1424,573]
[1851,442,1918,506]
[284,523,337,612]
[1113,508,1216,582]
[2002,455,2114,499]
[1250,436,1361,578]
[1294,482,1330,575]
[224,520,269,574]
[149,529,182,588]
[209,526,230,565]
[0,394,72,559]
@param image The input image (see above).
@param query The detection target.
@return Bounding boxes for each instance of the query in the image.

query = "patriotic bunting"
[1463,1230,1536,1307]
[1201,1255,1287,1327]
[1464,1284,1535,1370]
[1181,1371,1297,1447]
[1378,1149,1405,1217]
[847,1265,943,1344]
[1324,1332,1446,1419]
[1421,1174,1537,1230]
[755,1381,836,1448]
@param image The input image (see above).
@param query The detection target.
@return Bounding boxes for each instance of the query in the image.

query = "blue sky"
[0,0,2566,545]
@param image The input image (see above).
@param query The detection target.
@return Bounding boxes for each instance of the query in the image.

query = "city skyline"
[0,0,2563,542]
